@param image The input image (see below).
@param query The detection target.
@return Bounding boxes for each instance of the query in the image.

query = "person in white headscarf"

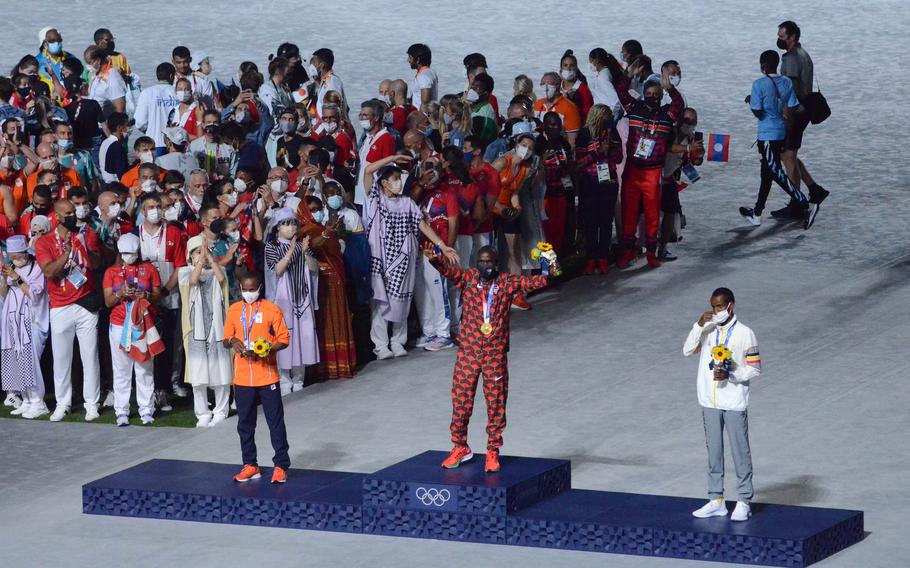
[178,234,232,427]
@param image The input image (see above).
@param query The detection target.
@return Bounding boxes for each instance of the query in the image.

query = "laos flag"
[707,133,730,162]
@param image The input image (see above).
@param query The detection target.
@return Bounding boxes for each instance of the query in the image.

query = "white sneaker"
[230,399,236,411]
[375,347,394,360]
[156,391,173,412]
[171,381,189,398]
[415,335,434,348]
[116,415,130,427]
[290,382,304,393]
[10,402,29,416]
[208,413,227,427]
[692,498,728,518]
[49,406,70,422]
[23,402,49,419]
[84,405,100,422]
[731,501,751,521]
[196,415,212,428]
[424,337,455,352]
[3,392,22,408]
[140,414,155,426]
[391,344,408,358]
[102,391,115,408]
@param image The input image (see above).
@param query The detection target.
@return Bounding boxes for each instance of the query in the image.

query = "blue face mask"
[327,195,343,210]
[312,209,326,224]
[58,139,72,150]
[47,42,62,55]
[463,152,474,165]
[423,126,434,138]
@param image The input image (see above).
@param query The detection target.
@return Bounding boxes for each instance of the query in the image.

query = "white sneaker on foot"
[171,381,189,398]
[196,415,212,428]
[208,413,227,427]
[49,406,69,422]
[391,344,408,358]
[731,501,751,521]
[10,402,29,416]
[4,392,22,408]
[156,391,173,412]
[84,405,100,422]
[102,391,115,408]
[415,335,434,348]
[375,347,394,360]
[424,337,455,351]
[116,415,130,427]
[692,498,728,518]
[23,402,49,419]
[140,414,155,426]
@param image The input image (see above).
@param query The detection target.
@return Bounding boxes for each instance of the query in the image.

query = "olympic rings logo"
[414,487,451,507]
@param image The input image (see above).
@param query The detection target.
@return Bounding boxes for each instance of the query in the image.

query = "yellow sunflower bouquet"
[709,345,733,372]
[530,242,561,276]
[252,337,273,358]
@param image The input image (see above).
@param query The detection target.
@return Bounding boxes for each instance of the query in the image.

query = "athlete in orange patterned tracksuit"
[426,245,553,473]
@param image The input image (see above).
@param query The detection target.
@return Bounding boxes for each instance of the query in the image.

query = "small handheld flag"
[706,133,730,162]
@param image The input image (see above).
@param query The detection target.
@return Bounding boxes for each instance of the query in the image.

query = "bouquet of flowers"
[709,345,733,372]
[530,242,561,276]
[252,337,273,358]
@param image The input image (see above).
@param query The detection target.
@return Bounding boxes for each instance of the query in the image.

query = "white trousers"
[369,300,407,352]
[109,325,155,417]
[279,368,306,396]
[192,384,231,419]
[414,255,450,339]
[50,304,100,410]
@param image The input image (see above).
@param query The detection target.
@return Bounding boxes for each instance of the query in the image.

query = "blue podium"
[83,452,863,566]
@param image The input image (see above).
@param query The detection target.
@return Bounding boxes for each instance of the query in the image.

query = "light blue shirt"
[751,74,799,141]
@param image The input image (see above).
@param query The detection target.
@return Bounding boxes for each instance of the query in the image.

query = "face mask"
[58,139,72,150]
[645,97,660,108]
[443,114,453,126]
[515,145,530,160]
[141,179,157,193]
[145,208,161,224]
[234,178,247,193]
[189,193,203,207]
[40,158,58,170]
[544,84,559,99]
[479,265,498,280]
[224,192,238,207]
[279,120,296,134]
[383,111,394,125]
[121,253,138,265]
[242,290,260,304]
[139,151,154,164]
[107,203,122,218]
[560,69,576,81]
[711,306,731,324]
[234,111,247,123]
[60,214,78,231]
[359,118,373,131]
[323,121,338,134]
[278,224,297,239]
[327,195,343,210]
[12,258,28,268]
[164,205,180,221]
[74,204,90,219]
[385,179,403,195]
[17,87,31,99]
[311,209,327,224]
[669,75,681,87]
[380,94,392,106]
[465,89,480,103]
[270,179,288,195]
[176,90,191,103]
[776,38,788,50]
[228,230,240,241]
[47,42,62,55]
[307,62,319,78]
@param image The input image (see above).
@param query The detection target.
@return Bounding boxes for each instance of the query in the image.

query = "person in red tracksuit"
[427,245,557,473]
[615,62,684,269]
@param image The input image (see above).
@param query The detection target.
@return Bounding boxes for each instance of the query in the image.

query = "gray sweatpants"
[702,407,753,503]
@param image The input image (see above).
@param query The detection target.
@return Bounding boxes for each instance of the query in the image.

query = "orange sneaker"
[511,293,531,311]
[646,252,661,269]
[441,446,473,469]
[233,464,261,482]
[484,449,501,473]
[271,466,288,484]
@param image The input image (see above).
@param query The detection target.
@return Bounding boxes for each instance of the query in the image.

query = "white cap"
[38,26,53,44]
[162,127,189,147]
[510,120,537,139]
[117,233,140,253]
[6,235,28,254]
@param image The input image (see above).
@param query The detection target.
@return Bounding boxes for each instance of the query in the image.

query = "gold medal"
[480,322,493,336]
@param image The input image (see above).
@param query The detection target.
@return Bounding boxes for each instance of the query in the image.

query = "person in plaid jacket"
[426,244,557,473]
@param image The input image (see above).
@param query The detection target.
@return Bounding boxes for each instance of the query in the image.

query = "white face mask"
[233,178,247,193]
[234,111,247,123]
[146,208,161,224]
[322,121,338,134]
[11,257,28,268]
[141,179,158,193]
[669,75,681,87]
[544,84,559,99]
[40,158,58,170]
[465,89,480,103]
[139,151,155,164]
[176,90,191,103]
[270,179,288,195]
[385,179,403,195]
[515,145,531,160]
[560,69,576,81]
[359,118,373,131]
[307,62,319,78]
[224,192,238,207]
[241,289,260,304]
[107,203,122,218]
[164,205,180,221]
[228,230,240,241]
[278,224,297,240]
[74,204,90,220]
[711,306,732,325]
[121,253,139,265]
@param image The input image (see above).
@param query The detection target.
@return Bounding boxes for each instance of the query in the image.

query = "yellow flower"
[530,248,541,261]
[712,345,732,361]
[537,242,553,252]
[252,338,271,357]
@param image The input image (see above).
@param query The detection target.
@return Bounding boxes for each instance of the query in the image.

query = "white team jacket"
[682,316,762,412]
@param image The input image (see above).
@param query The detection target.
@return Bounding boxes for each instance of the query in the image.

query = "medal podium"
[84,452,863,566]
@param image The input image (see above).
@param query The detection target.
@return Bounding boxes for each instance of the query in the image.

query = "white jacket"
[134,83,178,147]
[683,316,761,412]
